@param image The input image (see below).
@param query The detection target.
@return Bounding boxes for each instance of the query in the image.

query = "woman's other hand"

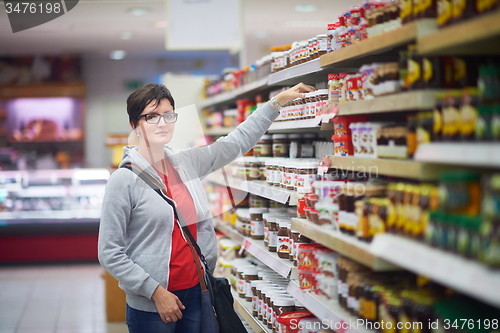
[272,82,316,110]
[152,285,185,323]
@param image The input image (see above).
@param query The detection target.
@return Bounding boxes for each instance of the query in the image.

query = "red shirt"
[155,161,201,291]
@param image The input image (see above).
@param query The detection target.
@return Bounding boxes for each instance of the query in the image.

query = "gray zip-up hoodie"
[98,102,279,312]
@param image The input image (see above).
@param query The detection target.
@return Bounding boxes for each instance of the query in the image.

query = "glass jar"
[265,291,288,327]
[277,220,291,259]
[243,157,261,180]
[292,230,312,266]
[254,134,273,157]
[251,280,267,317]
[288,133,302,159]
[317,34,328,56]
[316,89,329,117]
[272,134,289,157]
[268,215,279,252]
[285,159,296,191]
[272,296,295,331]
[296,160,318,189]
[244,268,259,302]
[439,171,481,216]
[265,159,278,185]
[250,207,268,240]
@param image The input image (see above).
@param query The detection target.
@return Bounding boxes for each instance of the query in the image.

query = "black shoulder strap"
[120,163,210,273]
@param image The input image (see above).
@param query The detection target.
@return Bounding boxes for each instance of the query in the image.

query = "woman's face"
[135,98,176,146]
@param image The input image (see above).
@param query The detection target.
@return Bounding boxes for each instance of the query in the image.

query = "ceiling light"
[295,5,318,12]
[109,50,126,60]
[255,31,268,39]
[121,32,132,40]
[154,21,168,28]
[128,8,151,16]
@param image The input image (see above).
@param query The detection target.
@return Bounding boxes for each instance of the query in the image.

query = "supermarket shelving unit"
[203,15,500,324]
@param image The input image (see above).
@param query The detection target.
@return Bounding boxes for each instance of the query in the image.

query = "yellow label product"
[437,0,453,26]
[407,59,421,88]
[401,0,414,21]
[452,0,466,19]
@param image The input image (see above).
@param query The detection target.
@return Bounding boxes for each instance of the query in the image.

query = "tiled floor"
[0,263,128,333]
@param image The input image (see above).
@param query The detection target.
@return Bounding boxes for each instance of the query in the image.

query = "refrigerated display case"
[0,168,109,263]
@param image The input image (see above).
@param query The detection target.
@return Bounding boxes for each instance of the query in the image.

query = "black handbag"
[122,164,247,333]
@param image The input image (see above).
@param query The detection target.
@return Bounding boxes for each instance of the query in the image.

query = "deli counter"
[0,168,109,263]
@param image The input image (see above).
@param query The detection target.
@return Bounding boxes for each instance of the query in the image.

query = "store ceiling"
[0,0,356,63]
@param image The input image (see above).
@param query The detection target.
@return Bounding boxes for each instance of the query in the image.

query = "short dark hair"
[127,83,175,128]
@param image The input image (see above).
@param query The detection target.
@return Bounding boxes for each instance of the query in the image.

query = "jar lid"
[265,159,279,166]
[242,156,258,163]
[260,134,273,140]
[273,297,295,306]
[243,268,259,275]
[277,217,290,224]
[251,280,267,287]
[278,220,289,228]
[269,207,288,214]
[272,134,289,139]
[249,207,269,214]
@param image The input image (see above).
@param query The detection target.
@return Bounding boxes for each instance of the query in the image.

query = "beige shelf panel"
[291,218,399,271]
[337,90,442,115]
[371,234,500,308]
[418,10,500,55]
[328,156,455,181]
[320,19,437,68]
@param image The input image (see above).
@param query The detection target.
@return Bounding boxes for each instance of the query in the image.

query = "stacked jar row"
[265,158,319,192]
[254,133,318,159]
[273,90,329,122]
[230,258,306,333]
[234,208,312,267]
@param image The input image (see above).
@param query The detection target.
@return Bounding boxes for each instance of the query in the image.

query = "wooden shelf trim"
[291,218,399,271]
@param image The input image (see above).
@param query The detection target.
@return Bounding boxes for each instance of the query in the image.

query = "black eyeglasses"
[138,112,178,124]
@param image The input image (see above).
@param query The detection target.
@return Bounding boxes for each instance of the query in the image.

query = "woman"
[98,82,315,333]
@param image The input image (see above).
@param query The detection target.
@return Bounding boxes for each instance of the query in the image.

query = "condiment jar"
[254,134,273,157]
[244,268,259,302]
[251,280,268,317]
[272,134,290,157]
[291,230,312,266]
[277,220,291,259]
[272,297,296,332]
[288,133,302,159]
[250,207,268,240]
[265,159,278,185]
[267,215,279,252]
[236,265,253,298]
[243,156,261,180]
[259,287,283,322]
[317,34,328,56]
[265,290,288,327]
[296,160,318,189]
